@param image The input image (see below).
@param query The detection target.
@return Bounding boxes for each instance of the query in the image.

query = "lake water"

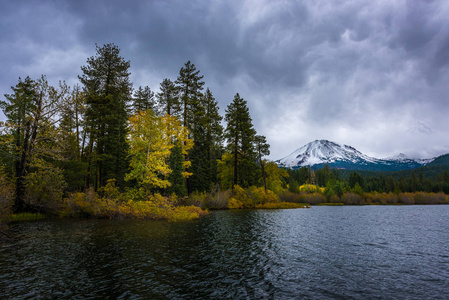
[1,206,449,299]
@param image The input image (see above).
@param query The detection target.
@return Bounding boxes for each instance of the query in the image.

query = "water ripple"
[1,206,449,299]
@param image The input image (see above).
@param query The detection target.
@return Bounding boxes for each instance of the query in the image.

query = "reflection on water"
[1,206,449,299]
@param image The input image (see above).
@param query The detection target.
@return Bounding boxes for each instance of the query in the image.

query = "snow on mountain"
[383,153,409,161]
[277,140,379,168]
[276,140,433,171]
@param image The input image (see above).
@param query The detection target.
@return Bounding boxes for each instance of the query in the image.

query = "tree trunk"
[85,131,94,190]
[233,135,238,187]
[261,159,267,194]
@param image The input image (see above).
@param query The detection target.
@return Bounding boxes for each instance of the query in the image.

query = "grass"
[7,212,47,222]
[255,202,311,209]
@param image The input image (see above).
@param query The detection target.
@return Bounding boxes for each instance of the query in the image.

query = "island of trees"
[1,43,449,229]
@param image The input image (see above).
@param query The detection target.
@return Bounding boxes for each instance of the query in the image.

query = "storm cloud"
[1,0,448,159]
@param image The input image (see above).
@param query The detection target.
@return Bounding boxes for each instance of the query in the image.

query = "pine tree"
[175,61,205,193]
[223,93,258,188]
[254,135,270,193]
[79,43,132,190]
[189,88,223,192]
[157,78,180,117]
[167,142,187,197]
[1,76,38,211]
[58,84,86,192]
[175,61,205,129]
[132,86,156,115]
[203,88,223,186]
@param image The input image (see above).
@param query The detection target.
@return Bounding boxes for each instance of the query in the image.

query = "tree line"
[0,43,278,215]
[286,164,449,197]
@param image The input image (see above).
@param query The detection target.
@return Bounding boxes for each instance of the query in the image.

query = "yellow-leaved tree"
[126,110,193,195]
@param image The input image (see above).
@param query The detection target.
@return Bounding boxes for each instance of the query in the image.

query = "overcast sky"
[1,0,449,160]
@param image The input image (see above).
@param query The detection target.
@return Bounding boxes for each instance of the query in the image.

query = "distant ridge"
[276,140,436,171]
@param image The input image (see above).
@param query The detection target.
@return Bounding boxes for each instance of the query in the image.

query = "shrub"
[412,192,448,204]
[62,190,209,221]
[0,172,14,235]
[62,188,98,218]
[366,192,398,205]
[228,185,280,209]
[341,193,364,205]
[24,166,66,214]
[206,185,231,209]
[186,191,207,208]
[279,191,303,203]
[232,185,251,207]
[227,198,243,209]
[299,184,322,193]
[300,193,326,205]
[255,202,310,209]
[168,206,209,222]
[398,193,414,205]
[246,186,279,205]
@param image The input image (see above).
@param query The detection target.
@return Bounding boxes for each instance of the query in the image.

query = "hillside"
[277,140,434,172]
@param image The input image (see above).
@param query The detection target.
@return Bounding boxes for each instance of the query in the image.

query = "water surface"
[1,206,449,299]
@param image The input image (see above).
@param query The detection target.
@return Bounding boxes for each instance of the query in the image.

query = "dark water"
[1,206,449,299]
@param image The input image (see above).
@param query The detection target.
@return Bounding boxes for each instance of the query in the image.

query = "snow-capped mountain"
[276,140,434,171]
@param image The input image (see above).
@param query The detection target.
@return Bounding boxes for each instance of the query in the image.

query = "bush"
[299,184,322,193]
[365,192,398,205]
[413,192,447,204]
[246,186,279,205]
[227,185,280,209]
[299,193,326,205]
[206,184,231,209]
[168,206,209,222]
[62,188,209,221]
[0,172,14,234]
[227,198,243,209]
[279,191,304,203]
[24,166,66,214]
[341,193,364,205]
[186,191,207,208]
[255,202,310,209]
[398,193,414,205]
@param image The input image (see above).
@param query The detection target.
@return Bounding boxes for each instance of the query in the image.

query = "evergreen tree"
[58,84,86,192]
[189,88,223,192]
[79,43,132,190]
[157,78,180,117]
[167,142,188,197]
[254,135,270,193]
[223,93,258,188]
[175,61,205,193]
[202,88,223,186]
[175,61,205,129]
[132,86,157,115]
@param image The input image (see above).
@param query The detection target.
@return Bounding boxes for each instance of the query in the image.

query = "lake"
[1,206,449,299]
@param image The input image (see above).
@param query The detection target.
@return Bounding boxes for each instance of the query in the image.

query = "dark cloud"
[1,0,448,160]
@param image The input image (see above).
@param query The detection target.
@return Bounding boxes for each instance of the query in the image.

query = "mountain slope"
[276,140,434,171]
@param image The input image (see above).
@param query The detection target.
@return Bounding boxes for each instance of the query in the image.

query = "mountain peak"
[384,153,409,161]
[276,140,433,171]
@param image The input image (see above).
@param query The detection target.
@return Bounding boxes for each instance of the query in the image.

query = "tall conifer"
[224,93,258,188]
[175,61,205,193]
[157,78,180,117]
[79,43,132,190]
[132,86,156,114]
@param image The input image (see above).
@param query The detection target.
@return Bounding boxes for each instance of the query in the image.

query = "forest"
[1,43,449,228]
[0,43,298,225]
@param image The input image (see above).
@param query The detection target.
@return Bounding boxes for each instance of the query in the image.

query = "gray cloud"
[1,0,448,160]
